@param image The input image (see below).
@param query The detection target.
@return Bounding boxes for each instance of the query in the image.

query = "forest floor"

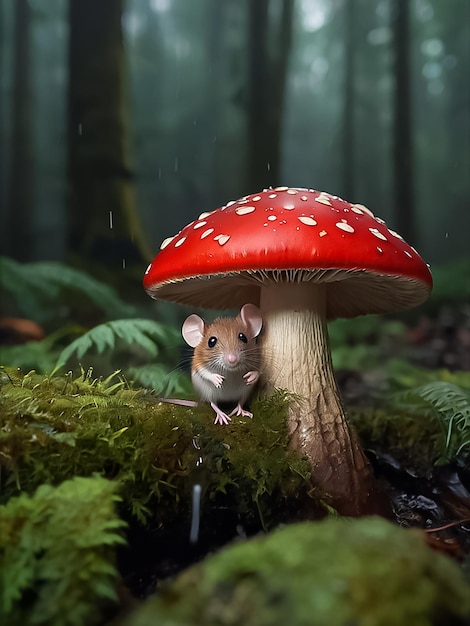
[338,303,470,567]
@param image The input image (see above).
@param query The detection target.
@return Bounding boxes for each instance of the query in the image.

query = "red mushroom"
[144,187,432,516]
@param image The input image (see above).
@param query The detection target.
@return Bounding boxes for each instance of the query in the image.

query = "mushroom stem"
[259,282,383,516]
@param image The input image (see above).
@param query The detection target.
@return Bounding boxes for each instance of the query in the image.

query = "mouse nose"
[226,353,238,366]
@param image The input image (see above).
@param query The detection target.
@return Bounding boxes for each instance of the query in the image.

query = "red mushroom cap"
[143,188,432,318]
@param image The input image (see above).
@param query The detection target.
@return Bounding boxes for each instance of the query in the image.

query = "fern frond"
[0,325,82,374]
[128,363,192,396]
[393,381,470,462]
[416,381,470,418]
[54,318,180,370]
[0,256,135,321]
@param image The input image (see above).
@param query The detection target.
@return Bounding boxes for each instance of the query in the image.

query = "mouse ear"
[239,304,263,339]
[182,314,206,347]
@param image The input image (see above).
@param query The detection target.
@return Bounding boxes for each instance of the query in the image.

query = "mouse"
[182,303,263,425]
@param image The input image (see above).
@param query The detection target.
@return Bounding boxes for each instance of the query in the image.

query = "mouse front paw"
[243,370,259,385]
[211,373,224,388]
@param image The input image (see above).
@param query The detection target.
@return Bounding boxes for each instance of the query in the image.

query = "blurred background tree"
[0,0,469,270]
[67,0,152,267]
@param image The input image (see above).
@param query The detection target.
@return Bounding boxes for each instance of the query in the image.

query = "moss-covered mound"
[0,368,312,531]
[125,517,470,626]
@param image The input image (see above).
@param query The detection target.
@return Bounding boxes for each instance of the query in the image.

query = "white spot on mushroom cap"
[214,234,230,246]
[145,263,151,274]
[319,230,327,237]
[336,222,355,233]
[274,186,288,191]
[193,221,207,229]
[354,203,374,217]
[350,204,364,215]
[267,215,277,221]
[235,206,256,216]
[160,236,175,250]
[199,211,212,220]
[252,195,262,201]
[287,189,298,194]
[404,250,413,258]
[369,227,388,241]
[174,237,186,248]
[377,247,383,254]
[268,193,277,199]
[389,228,404,240]
[200,228,214,239]
[315,195,332,206]
[298,216,317,226]
[300,195,308,201]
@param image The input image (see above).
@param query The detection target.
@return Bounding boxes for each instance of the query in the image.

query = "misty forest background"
[0,0,469,369]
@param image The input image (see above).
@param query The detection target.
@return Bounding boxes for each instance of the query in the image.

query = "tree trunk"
[247,0,294,191]
[392,0,416,243]
[4,0,33,261]
[341,0,356,200]
[67,0,151,268]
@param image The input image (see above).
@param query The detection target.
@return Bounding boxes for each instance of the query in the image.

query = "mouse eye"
[238,333,248,344]
[208,336,217,348]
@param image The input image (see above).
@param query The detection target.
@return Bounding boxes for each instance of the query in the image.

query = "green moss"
[0,475,125,626]
[125,517,470,626]
[0,368,311,528]
[351,407,445,474]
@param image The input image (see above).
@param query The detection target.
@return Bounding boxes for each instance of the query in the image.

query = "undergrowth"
[393,381,470,462]
[53,318,190,396]
[351,366,470,471]
[0,257,190,395]
[0,256,134,322]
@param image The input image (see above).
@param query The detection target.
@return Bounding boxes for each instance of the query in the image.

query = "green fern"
[0,256,134,321]
[128,363,192,396]
[54,319,184,393]
[393,381,470,462]
[0,325,82,373]
[55,318,178,365]
[0,475,125,626]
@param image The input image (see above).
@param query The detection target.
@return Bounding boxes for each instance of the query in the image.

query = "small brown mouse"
[182,304,263,425]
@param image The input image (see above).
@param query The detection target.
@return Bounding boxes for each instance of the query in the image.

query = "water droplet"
[189,484,202,544]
